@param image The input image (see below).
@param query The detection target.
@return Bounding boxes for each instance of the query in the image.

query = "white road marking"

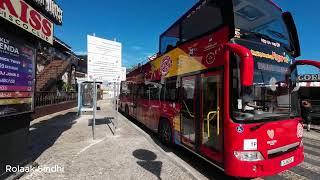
[304,145,320,153]
[76,138,105,156]
[299,161,320,174]
[304,152,320,162]
[278,170,308,180]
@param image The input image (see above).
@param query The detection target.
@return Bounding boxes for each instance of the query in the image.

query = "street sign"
[87,35,122,82]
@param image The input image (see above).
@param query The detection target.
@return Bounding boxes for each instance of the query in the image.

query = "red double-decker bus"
[119,0,320,178]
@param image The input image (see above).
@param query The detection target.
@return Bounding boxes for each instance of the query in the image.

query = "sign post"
[92,79,97,139]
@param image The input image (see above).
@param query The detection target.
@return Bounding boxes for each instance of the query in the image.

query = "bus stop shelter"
[77,79,103,115]
[77,78,120,139]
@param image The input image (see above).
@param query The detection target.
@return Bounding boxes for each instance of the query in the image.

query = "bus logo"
[267,129,275,139]
[160,56,172,76]
[236,125,244,133]
[206,52,215,64]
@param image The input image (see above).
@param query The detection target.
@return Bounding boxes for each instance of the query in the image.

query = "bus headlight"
[234,151,264,161]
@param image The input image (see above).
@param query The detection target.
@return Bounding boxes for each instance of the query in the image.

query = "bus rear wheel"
[159,119,173,146]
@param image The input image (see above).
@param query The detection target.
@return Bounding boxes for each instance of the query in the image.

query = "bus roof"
[159,0,205,39]
[160,0,282,39]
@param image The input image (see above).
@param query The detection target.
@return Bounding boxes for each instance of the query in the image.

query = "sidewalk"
[21,100,203,180]
[303,124,320,140]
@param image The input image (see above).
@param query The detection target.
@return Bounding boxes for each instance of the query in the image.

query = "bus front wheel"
[159,119,173,146]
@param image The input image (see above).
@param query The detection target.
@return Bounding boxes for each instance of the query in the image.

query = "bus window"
[149,85,161,100]
[181,1,223,42]
[132,84,138,100]
[161,81,177,101]
[160,24,180,54]
[144,86,150,99]
[138,85,144,99]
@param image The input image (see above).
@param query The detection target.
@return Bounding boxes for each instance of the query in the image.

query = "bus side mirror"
[225,43,254,87]
[282,12,301,58]
[288,60,320,73]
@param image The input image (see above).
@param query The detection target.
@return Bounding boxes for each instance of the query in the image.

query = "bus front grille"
[267,142,300,159]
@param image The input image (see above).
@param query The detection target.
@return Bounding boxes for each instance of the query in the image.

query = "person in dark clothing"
[301,100,312,131]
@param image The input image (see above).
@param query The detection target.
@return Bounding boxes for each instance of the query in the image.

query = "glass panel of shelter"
[81,83,94,108]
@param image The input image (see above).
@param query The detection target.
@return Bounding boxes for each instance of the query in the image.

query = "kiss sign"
[0,0,53,44]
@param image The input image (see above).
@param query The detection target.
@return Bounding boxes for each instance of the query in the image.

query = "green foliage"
[56,80,64,91]
[63,82,75,92]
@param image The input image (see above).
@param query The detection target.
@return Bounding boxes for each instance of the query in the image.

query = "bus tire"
[159,119,173,146]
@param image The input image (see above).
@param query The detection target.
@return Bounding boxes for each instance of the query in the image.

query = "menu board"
[0,32,35,117]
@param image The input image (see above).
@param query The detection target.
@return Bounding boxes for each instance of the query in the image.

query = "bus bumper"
[224,146,304,178]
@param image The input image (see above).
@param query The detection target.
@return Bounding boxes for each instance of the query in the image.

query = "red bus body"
[119,0,319,178]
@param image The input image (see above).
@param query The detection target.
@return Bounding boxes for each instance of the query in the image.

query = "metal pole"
[93,80,97,139]
[115,82,119,129]
[77,82,81,116]
[113,82,116,110]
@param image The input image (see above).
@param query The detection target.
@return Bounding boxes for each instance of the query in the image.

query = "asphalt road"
[268,130,320,180]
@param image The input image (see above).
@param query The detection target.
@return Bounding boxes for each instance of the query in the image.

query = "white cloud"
[131,46,143,51]
[75,51,87,55]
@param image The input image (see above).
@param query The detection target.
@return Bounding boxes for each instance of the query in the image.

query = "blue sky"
[55,0,319,73]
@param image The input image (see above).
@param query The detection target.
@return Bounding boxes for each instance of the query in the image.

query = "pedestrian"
[301,100,312,131]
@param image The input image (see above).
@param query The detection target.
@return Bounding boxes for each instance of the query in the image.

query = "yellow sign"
[0,98,32,105]
[251,50,290,63]
[150,48,206,78]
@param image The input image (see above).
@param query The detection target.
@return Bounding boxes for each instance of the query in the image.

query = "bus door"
[199,71,223,164]
[180,76,197,149]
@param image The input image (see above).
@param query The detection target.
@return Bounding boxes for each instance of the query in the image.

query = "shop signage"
[26,0,63,25]
[0,0,54,44]
[0,32,35,117]
[298,74,320,82]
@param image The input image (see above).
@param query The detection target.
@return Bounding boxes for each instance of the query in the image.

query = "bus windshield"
[233,0,290,47]
[231,55,300,122]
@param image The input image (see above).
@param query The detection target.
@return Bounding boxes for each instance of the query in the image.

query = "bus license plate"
[281,157,294,166]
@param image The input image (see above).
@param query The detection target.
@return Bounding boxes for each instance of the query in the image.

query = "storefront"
[298,74,320,122]
[0,0,62,178]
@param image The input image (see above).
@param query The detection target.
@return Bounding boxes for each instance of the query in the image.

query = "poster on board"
[87,35,122,82]
[0,31,35,117]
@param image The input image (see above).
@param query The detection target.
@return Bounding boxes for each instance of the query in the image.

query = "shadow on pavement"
[120,110,235,180]
[88,117,116,135]
[87,117,114,126]
[133,149,162,180]
[28,112,78,163]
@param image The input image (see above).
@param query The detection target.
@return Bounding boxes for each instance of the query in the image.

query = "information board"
[87,35,122,82]
[0,32,35,117]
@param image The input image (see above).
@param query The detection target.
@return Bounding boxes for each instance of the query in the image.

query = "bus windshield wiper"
[250,115,286,131]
